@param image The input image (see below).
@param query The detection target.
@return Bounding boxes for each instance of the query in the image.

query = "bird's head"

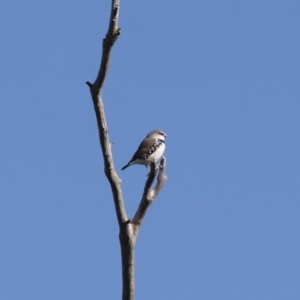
[147,129,167,140]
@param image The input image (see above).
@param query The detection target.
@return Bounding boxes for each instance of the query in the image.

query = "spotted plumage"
[141,139,164,159]
[121,130,167,171]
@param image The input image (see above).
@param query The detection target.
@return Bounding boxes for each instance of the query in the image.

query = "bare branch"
[86,1,167,299]
[86,1,136,298]
[86,0,121,92]
[131,157,168,230]
[119,223,136,300]
[152,156,168,198]
[86,0,127,226]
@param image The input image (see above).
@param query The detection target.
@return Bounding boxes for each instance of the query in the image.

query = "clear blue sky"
[1,1,300,299]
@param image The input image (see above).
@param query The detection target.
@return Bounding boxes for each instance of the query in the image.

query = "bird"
[121,129,167,171]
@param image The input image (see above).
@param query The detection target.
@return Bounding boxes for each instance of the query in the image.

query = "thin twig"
[131,157,168,232]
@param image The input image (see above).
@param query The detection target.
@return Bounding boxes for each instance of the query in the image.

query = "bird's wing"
[129,138,155,162]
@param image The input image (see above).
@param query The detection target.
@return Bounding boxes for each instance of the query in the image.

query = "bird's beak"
[164,133,167,137]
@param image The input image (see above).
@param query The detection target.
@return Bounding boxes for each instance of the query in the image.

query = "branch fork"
[86,1,167,299]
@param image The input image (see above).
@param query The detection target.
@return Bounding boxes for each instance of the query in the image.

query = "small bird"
[121,129,167,171]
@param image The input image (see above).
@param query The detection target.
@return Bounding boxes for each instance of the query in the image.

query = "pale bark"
[86,1,167,299]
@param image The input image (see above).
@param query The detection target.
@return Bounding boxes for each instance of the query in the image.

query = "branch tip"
[86,81,93,88]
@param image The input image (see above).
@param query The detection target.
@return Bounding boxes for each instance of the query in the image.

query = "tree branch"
[86,1,167,299]
[131,157,168,231]
[86,0,126,227]
[119,223,136,300]
[86,0,121,92]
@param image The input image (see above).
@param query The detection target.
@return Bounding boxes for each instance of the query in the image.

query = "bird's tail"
[121,163,130,170]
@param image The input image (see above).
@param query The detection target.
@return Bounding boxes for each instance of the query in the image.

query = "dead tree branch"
[131,158,167,231]
[86,0,125,226]
[86,1,167,299]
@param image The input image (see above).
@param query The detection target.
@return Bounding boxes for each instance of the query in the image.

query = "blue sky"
[1,1,300,299]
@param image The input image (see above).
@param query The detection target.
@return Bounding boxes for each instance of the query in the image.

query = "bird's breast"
[148,140,165,161]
